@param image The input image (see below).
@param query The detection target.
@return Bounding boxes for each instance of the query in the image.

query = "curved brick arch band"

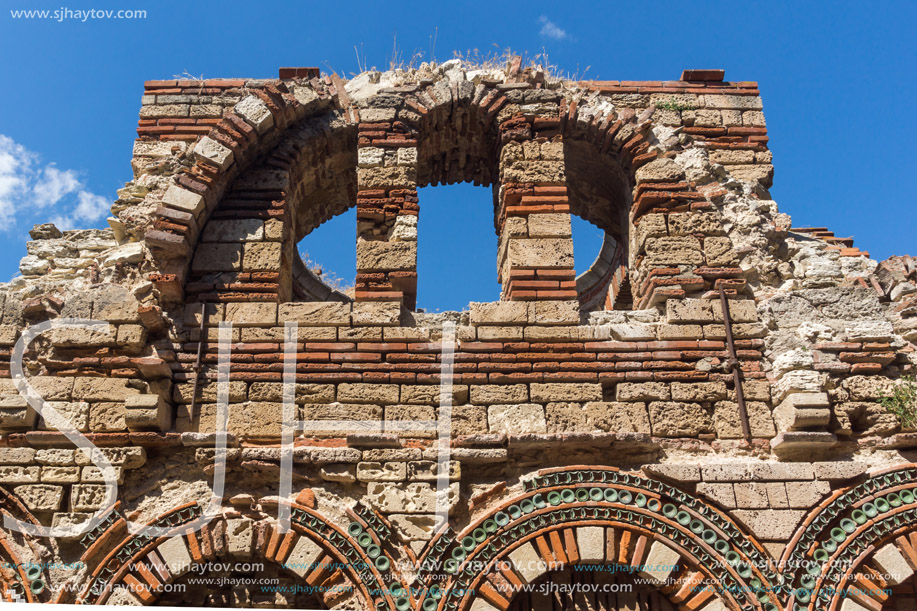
[71,502,409,610]
[780,463,917,611]
[0,487,45,603]
[422,467,780,611]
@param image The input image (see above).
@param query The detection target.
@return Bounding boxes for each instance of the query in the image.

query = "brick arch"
[0,487,45,603]
[420,466,779,611]
[71,502,408,610]
[780,463,917,611]
[185,110,358,304]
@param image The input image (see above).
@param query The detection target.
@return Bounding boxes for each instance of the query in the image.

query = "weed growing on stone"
[879,375,917,428]
[656,97,696,112]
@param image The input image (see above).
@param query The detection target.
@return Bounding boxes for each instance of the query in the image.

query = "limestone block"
[527,213,572,238]
[576,526,606,562]
[193,136,234,170]
[728,164,774,187]
[158,535,193,576]
[338,384,399,404]
[635,158,685,183]
[731,509,805,541]
[385,404,435,436]
[531,383,602,403]
[773,393,831,431]
[671,382,727,402]
[234,95,274,133]
[35,449,74,466]
[285,535,322,577]
[191,243,242,272]
[713,401,776,438]
[356,462,406,482]
[242,242,282,271]
[173,381,247,404]
[195,401,287,438]
[225,518,254,556]
[41,466,80,483]
[502,160,564,183]
[248,382,334,404]
[357,166,416,188]
[352,301,401,326]
[633,214,668,249]
[509,541,548,583]
[529,300,579,325]
[637,541,681,584]
[842,375,896,401]
[469,301,527,325]
[320,464,356,483]
[648,402,713,437]
[701,95,763,110]
[225,302,278,326]
[0,466,40,484]
[358,147,384,167]
[488,404,546,434]
[0,448,36,464]
[406,460,460,481]
[70,484,110,511]
[506,238,573,269]
[452,404,488,436]
[696,483,737,508]
[470,385,528,405]
[616,382,670,402]
[834,402,899,436]
[546,402,650,434]
[667,212,724,236]
[666,299,713,323]
[785,480,830,508]
[813,462,867,482]
[202,219,264,242]
[733,482,768,508]
[704,236,737,266]
[390,514,436,541]
[872,543,914,586]
[711,299,758,323]
[80,466,124,484]
[125,394,170,431]
[364,482,457,514]
[0,396,37,430]
[278,302,350,326]
[644,237,703,265]
[400,385,468,406]
[73,378,140,402]
[74,447,146,469]
[773,370,824,403]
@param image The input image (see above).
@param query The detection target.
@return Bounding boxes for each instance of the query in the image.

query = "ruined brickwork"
[1,61,916,610]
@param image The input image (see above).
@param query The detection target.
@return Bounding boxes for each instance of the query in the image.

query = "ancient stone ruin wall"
[0,61,916,610]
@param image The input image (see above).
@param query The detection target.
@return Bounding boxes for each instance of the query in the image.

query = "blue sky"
[1,0,914,311]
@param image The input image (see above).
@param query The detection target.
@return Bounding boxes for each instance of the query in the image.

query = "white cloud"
[0,133,109,231]
[539,16,569,41]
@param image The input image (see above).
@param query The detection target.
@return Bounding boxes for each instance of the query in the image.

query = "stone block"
[527,213,572,238]
[352,301,400,326]
[70,484,110,511]
[35,449,76,465]
[671,382,727,402]
[701,95,763,110]
[285,535,323,577]
[785,480,829,508]
[202,219,264,242]
[193,136,234,170]
[530,383,602,403]
[872,543,915,586]
[452,404,488,436]
[389,514,436,541]
[0,396,38,430]
[529,300,579,325]
[320,464,356,483]
[470,385,528,405]
[80,466,124,484]
[667,299,713,323]
[704,237,737,266]
[191,243,242,272]
[234,95,274,133]
[357,166,416,188]
[158,534,193,576]
[488,404,546,434]
[125,394,170,431]
[279,302,350,326]
[0,448,36,464]
[773,393,831,431]
[41,466,80,483]
[356,462,406,482]
[162,184,205,217]
[74,447,146,469]
[224,302,277,326]
[406,460,460,481]
[649,401,713,437]
[508,541,548,583]
[469,301,528,325]
[338,384,399,404]
[546,402,650,434]
[73,378,140,402]
[364,482,458,514]
[696,483,736,508]
[242,242,282,271]
[225,518,254,556]
[713,401,776,438]
[734,482,768,508]
[732,509,804,541]
[644,237,703,265]
[638,541,681,584]
[506,238,573,269]
[616,382,670,402]
[0,466,40,484]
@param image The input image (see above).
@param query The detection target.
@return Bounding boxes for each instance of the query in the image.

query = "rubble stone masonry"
[0,61,915,610]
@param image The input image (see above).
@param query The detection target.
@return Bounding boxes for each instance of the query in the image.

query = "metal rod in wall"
[719,285,752,443]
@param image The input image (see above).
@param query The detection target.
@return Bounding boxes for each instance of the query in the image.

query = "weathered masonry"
[1,61,916,610]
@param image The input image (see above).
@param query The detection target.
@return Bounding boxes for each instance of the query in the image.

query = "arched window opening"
[294,207,356,302]
[564,140,634,312]
[416,182,499,312]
